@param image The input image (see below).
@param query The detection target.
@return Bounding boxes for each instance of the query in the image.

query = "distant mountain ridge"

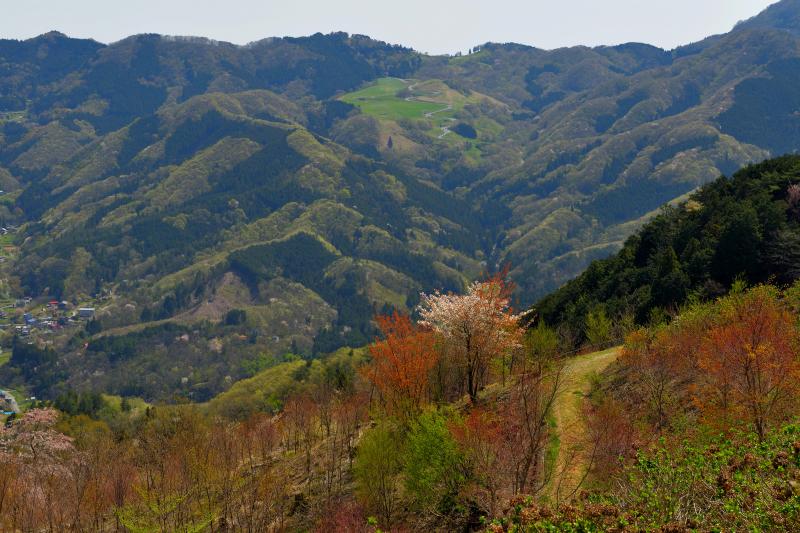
[2,0,800,400]
[735,0,800,35]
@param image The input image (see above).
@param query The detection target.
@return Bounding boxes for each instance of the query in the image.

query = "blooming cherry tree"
[418,273,523,401]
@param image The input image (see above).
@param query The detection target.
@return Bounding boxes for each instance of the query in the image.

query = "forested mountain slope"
[536,155,800,336]
[3,1,800,400]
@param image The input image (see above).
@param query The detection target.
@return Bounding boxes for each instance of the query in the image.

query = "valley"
[3,0,800,530]
[0,16,789,402]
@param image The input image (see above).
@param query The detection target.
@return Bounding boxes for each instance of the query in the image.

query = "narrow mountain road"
[401,80,454,137]
[0,388,20,413]
[437,118,456,138]
[423,104,452,118]
[549,346,621,503]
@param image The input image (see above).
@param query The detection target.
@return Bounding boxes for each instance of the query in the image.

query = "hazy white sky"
[1,0,778,54]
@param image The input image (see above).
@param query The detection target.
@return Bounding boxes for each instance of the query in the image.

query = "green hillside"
[3,2,800,401]
[0,95,482,400]
[340,77,445,119]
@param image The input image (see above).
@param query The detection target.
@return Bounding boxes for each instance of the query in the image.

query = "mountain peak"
[36,30,68,40]
[734,0,800,36]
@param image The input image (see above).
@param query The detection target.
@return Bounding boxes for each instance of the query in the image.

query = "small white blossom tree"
[417,273,523,401]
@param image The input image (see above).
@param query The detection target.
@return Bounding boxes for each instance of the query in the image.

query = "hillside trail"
[549,346,621,503]
[402,79,454,137]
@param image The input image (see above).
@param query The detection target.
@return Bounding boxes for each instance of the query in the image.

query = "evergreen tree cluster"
[536,155,800,338]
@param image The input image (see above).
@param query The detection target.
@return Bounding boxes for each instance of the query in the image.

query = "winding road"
[403,81,454,138]
[0,388,20,413]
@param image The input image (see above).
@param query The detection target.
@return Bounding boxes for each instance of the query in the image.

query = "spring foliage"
[418,273,524,401]
[362,312,438,420]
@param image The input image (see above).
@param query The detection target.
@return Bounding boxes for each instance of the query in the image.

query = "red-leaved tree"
[696,286,800,440]
[362,312,439,421]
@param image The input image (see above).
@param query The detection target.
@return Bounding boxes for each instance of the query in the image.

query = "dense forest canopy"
[536,155,800,339]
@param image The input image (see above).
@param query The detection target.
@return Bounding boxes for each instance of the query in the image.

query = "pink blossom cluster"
[417,279,523,351]
[788,183,800,208]
[0,408,74,459]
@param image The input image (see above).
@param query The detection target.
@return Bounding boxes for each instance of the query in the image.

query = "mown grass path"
[549,346,621,502]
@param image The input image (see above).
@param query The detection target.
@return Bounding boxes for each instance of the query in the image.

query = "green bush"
[403,409,466,514]
[354,423,403,527]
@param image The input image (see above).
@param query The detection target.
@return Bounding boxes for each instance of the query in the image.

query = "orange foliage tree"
[620,300,716,433]
[585,396,636,481]
[362,312,439,420]
[696,286,800,440]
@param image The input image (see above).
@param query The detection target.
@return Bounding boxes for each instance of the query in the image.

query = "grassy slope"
[205,347,368,420]
[339,77,498,147]
[340,78,444,119]
[549,346,621,502]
